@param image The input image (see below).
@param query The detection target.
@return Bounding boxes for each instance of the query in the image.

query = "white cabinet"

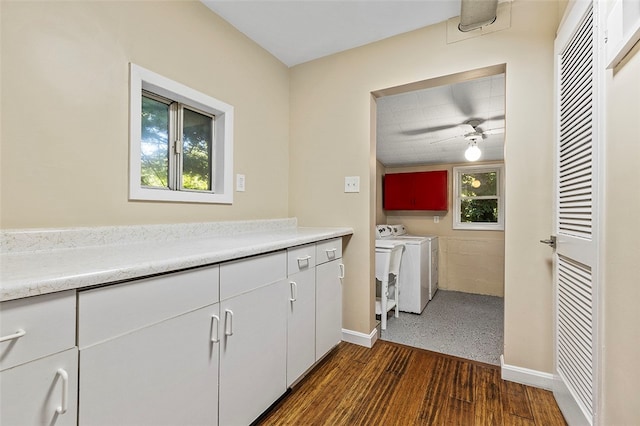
[286,244,317,386]
[219,251,288,425]
[0,291,78,426]
[315,238,344,361]
[78,266,220,426]
[1,234,346,425]
[1,348,78,426]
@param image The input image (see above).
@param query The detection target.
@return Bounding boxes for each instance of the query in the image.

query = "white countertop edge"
[1,226,353,302]
[0,218,298,254]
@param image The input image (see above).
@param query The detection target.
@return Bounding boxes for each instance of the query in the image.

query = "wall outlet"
[236,174,246,192]
[344,176,360,193]
[434,216,440,223]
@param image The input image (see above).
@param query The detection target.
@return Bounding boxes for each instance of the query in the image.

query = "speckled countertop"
[0,219,353,302]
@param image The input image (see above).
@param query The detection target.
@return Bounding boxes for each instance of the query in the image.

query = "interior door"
[551,1,601,424]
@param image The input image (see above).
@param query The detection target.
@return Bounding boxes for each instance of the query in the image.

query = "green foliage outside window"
[141,94,213,192]
[141,96,169,188]
[182,108,212,191]
[460,172,499,223]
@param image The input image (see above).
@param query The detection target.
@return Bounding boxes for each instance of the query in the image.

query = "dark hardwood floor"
[257,340,567,425]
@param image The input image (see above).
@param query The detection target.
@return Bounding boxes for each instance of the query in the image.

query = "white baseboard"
[500,354,555,390]
[342,327,378,348]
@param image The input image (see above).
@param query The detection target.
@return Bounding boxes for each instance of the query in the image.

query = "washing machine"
[375,224,438,314]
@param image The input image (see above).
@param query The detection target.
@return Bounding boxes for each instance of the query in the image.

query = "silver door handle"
[540,235,556,248]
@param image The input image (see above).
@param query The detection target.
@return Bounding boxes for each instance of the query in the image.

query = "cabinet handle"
[297,255,312,268]
[211,315,220,343]
[339,263,345,279]
[224,309,234,336]
[289,281,297,302]
[325,248,337,259]
[56,368,69,415]
[0,329,26,343]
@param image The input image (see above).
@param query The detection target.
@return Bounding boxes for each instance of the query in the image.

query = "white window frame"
[453,164,504,231]
[129,63,234,204]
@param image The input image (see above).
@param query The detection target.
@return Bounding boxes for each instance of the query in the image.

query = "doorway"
[373,65,506,365]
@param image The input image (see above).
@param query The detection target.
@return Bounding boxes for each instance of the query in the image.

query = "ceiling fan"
[414,118,505,162]
[403,116,505,142]
[444,119,505,144]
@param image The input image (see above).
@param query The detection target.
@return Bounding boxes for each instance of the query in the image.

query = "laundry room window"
[129,63,234,204]
[453,164,504,230]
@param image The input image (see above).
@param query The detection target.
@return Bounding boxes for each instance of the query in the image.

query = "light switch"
[236,174,246,192]
[344,176,360,193]
[434,216,440,223]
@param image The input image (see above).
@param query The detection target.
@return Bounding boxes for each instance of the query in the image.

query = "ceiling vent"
[458,0,499,32]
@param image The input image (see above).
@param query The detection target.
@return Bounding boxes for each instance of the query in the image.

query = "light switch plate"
[344,176,360,193]
[236,174,246,192]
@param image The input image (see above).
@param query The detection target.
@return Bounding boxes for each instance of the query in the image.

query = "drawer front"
[220,251,286,301]
[78,265,219,349]
[287,244,316,275]
[1,291,76,371]
[316,238,342,265]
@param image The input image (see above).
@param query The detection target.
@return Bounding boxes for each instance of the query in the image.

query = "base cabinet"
[77,266,220,426]
[0,291,78,426]
[218,251,288,425]
[79,305,220,426]
[219,280,288,425]
[316,259,343,360]
[3,236,345,425]
[286,267,316,387]
[0,348,78,426]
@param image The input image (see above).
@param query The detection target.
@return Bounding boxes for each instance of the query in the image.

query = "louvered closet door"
[553,1,601,424]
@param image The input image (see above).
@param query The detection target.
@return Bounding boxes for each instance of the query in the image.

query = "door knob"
[540,235,556,248]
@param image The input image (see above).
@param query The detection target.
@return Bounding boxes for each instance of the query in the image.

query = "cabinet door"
[79,305,219,426]
[412,170,448,210]
[1,348,78,426]
[315,259,343,360]
[383,172,413,210]
[287,268,316,386]
[220,280,288,425]
[384,171,448,210]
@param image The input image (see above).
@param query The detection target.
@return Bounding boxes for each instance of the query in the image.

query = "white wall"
[290,1,559,373]
[0,1,290,228]
[602,41,640,424]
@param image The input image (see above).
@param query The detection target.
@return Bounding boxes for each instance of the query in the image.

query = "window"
[453,164,504,230]
[130,64,233,203]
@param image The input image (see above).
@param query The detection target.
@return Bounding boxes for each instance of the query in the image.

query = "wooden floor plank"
[501,379,535,420]
[526,386,569,426]
[474,365,504,426]
[376,347,437,425]
[256,341,566,426]
[417,355,454,425]
[450,359,474,403]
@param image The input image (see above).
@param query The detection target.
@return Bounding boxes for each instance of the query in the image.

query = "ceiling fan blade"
[481,127,505,135]
[402,123,461,136]
[428,134,463,145]
[451,86,475,116]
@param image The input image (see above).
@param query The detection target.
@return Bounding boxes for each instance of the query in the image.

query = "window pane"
[182,108,213,191]
[460,199,498,223]
[141,96,169,188]
[461,171,497,197]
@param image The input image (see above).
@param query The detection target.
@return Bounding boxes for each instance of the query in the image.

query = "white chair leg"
[381,280,388,330]
[394,284,399,318]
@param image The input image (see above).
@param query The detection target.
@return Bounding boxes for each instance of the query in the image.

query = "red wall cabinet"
[383,170,448,211]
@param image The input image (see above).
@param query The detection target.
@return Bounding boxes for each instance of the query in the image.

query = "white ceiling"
[201,0,505,167]
[377,74,505,166]
[201,0,462,67]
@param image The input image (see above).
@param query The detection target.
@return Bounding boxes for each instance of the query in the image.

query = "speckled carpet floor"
[380,290,504,365]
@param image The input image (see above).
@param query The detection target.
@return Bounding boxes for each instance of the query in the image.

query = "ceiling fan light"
[465,143,481,161]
